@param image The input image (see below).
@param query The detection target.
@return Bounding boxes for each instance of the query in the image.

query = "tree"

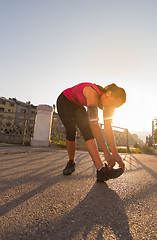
[26,101,31,105]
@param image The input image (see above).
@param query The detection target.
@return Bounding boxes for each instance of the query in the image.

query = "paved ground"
[0,145,157,240]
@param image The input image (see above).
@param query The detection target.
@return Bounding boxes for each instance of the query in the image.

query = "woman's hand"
[104,152,116,169]
[112,152,125,170]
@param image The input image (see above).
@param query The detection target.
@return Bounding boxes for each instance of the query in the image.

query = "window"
[0,100,6,105]
[21,109,26,113]
[0,108,4,112]
[0,114,3,118]
[9,103,14,107]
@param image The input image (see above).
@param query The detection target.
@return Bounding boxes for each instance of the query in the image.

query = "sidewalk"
[0,143,57,154]
[0,144,157,240]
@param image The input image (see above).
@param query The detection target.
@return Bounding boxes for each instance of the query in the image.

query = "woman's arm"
[83,86,115,169]
[104,119,125,170]
[89,121,115,169]
[103,119,117,153]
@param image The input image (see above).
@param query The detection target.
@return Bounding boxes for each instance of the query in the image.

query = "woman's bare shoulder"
[83,86,99,105]
[83,86,98,97]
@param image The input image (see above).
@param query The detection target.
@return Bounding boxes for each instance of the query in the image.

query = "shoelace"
[104,164,116,177]
[67,161,74,168]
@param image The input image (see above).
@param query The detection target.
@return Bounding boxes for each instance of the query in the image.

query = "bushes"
[134,143,142,148]
[132,142,154,154]
[141,146,154,154]
[51,134,66,148]
[117,146,155,154]
[51,135,155,154]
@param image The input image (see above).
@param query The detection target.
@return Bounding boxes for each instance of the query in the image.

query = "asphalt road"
[0,146,156,240]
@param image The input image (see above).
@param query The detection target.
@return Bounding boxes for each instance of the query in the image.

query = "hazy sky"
[0,0,157,134]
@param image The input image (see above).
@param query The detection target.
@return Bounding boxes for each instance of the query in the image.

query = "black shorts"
[56,93,94,141]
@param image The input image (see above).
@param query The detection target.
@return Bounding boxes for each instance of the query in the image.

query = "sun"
[98,105,129,130]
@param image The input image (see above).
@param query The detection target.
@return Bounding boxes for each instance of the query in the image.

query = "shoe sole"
[97,177,109,182]
[63,168,75,175]
[110,168,123,179]
[97,168,124,182]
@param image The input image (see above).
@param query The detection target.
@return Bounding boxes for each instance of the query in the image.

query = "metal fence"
[0,112,36,145]
[51,113,130,150]
[100,124,129,150]
[0,110,130,150]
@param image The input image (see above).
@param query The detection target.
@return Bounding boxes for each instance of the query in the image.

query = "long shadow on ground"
[1,152,157,239]
[38,183,133,240]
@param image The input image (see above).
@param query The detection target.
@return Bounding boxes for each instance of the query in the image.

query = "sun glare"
[98,104,134,132]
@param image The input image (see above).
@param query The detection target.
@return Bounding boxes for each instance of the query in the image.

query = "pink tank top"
[63,82,103,107]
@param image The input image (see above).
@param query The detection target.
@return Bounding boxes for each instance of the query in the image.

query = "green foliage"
[130,148,143,154]
[134,143,141,148]
[141,146,154,154]
[51,134,66,148]
[117,148,128,153]
[117,146,155,154]
[51,133,155,154]
[55,140,66,148]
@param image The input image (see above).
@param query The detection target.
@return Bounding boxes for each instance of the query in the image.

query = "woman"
[57,82,126,182]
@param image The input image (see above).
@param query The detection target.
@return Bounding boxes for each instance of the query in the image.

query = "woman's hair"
[95,83,126,104]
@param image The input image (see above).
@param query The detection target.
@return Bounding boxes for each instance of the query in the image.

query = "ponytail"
[95,83,126,104]
[94,84,104,92]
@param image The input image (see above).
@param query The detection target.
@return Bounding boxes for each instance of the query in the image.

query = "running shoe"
[63,160,75,175]
[97,163,124,182]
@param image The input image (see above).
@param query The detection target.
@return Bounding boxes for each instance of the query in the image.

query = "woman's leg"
[85,139,104,170]
[74,107,104,170]
[57,93,77,162]
[66,139,76,161]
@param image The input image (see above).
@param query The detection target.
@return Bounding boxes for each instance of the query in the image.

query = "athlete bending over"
[56,82,126,182]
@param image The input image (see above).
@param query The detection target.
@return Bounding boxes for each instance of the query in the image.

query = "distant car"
[153,143,157,148]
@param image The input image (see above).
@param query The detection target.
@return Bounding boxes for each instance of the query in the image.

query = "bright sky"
[0,0,157,135]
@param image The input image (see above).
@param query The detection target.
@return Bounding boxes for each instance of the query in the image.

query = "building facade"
[9,98,37,130]
[0,97,37,144]
[152,118,157,145]
[0,97,17,128]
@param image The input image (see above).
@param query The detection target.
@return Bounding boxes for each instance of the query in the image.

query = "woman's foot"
[63,160,75,175]
[97,163,124,182]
